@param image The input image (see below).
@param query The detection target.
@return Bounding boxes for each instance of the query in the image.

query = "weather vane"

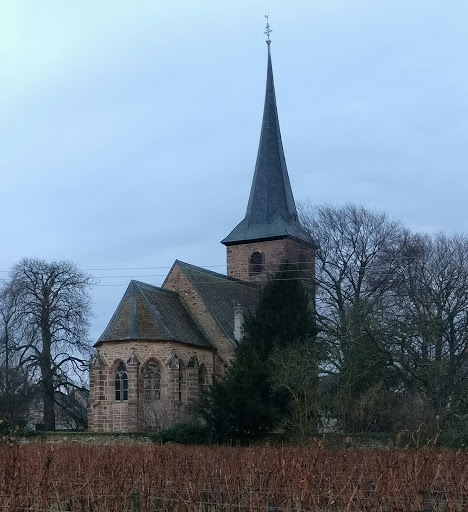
[264,15,272,42]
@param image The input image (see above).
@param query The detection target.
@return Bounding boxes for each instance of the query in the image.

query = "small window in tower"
[249,252,264,275]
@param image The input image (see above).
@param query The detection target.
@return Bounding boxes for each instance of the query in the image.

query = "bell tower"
[221,26,315,282]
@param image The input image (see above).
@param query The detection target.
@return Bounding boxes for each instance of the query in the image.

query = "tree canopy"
[1,258,94,430]
[300,202,468,434]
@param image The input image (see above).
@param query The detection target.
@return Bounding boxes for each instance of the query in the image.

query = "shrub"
[149,423,210,445]
[439,417,468,448]
[0,418,9,438]
[0,418,20,443]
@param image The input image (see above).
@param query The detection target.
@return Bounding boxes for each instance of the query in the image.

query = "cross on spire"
[264,15,272,42]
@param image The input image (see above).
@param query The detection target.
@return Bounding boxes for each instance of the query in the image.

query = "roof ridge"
[134,280,212,347]
[96,278,214,348]
[165,288,214,349]
[175,260,259,346]
[131,279,180,296]
[132,282,175,340]
[175,260,259,287]
[175,261,235,344]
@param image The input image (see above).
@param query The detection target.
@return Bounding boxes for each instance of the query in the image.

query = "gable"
[163,261,259,354]
[96,281,212,348]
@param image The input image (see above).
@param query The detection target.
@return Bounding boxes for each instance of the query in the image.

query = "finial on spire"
[264,15,272,44]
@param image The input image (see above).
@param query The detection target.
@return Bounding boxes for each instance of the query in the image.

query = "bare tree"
[300,203,404,366]
[301,203,468,431]
[54,388,89,430]
[388,233,468,420]
[4,259,94,430]
[299,203,406,430]
[0,282,33,428]
[269,341,319,439]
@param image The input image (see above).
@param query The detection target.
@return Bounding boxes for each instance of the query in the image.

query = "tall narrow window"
[178,364,185,402]
[249,252,264,275]
[144,363,161,400]
[115,362,128,401]
[198,364,209,394]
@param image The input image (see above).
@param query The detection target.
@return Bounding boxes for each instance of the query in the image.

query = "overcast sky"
[2,0,468,341]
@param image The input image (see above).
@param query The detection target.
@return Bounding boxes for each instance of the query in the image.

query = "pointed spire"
[222,37,312,246]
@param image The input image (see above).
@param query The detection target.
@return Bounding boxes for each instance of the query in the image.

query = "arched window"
[144,362,161,400]
[115,362,128,401]
[198,364,209,394]
[249,251,264,275]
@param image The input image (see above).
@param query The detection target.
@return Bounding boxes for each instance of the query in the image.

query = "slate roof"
[170,261,260,343]
[96,280,212,348]
[222,42,313,247]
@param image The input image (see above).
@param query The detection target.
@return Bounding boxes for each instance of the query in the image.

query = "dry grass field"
[1,442,467,511]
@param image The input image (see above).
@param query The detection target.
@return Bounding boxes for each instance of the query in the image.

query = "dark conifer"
[198,263,317,443]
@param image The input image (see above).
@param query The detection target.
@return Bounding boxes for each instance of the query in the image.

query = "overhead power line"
[0,255,428,274]
[0,264,227,273]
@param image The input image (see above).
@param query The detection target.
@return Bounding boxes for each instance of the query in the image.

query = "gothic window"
[144,362,161,401]
[198,364,209,394]
[115,362,128,401]
[249,251,264,275]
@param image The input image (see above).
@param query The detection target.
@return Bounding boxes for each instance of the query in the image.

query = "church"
[88,37,315,432]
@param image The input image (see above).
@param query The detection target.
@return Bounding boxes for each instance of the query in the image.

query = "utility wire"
[0,256,426,274]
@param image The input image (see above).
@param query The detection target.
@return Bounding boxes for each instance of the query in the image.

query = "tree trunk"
[43,388,55,431]
[41,312,55,431]
[41,357,55,430]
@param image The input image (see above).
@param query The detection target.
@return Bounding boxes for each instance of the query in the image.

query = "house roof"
[222,42,313,247]
[170,260,260,343]
[96,280,212,348]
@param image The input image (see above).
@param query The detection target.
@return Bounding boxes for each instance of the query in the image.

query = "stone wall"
[88,340,215,433]
[226,237,315,284]
[163,263,236,363]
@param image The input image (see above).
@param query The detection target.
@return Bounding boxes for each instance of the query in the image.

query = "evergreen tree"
[199,263,317,443]
[200,342,285,443]
[243,264,317,360]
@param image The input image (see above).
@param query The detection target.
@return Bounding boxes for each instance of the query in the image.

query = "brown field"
[1,443,467,511]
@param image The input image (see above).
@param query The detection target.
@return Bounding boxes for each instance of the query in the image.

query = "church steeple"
[221,36,312,247]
